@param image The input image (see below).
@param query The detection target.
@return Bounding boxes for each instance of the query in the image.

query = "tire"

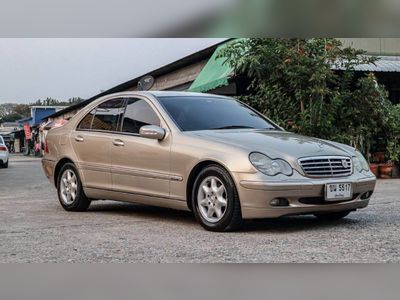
[192,165,242,232]
[57,162,91,211]
[4,161,8,168]
[314,210,351,221]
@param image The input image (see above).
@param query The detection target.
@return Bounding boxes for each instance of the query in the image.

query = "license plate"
[325,183,352,201]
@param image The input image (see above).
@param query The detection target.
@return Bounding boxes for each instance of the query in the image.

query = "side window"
[91,98,125,132]
[121,98,160,134]
[77,109,96,130]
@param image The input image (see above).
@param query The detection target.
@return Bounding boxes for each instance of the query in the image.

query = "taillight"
[45,139,49,154]
[0,146,7,151]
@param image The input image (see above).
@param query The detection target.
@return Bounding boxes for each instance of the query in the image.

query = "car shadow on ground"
[89,201,196,225]
[242,216,362,233]
[88,201,364,233]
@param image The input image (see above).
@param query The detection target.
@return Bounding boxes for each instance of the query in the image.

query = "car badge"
[317,142,324,151]
[341,159,351,168]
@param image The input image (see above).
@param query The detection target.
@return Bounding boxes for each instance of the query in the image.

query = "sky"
[0,38,224,104]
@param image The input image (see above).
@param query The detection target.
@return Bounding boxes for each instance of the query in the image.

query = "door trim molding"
[111,166,183,182]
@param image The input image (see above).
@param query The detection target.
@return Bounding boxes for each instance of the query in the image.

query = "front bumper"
[232,171,376,219]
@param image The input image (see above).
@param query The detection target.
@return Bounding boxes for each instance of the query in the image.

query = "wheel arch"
[186,160,235,211]
[53,157,75,188]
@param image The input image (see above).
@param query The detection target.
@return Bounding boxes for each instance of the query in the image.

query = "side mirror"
[139,125,166,140]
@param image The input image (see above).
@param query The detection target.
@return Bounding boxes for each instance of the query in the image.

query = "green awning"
[188,42,234,93]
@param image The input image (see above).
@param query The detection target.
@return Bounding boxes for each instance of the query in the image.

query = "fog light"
[360,191,372,200]
[270,198,289,207]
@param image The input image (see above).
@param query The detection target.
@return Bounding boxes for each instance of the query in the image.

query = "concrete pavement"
[0,154,399,262]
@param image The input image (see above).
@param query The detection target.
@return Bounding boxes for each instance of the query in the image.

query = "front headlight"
[352,151,370,172]
[249,152,293,176]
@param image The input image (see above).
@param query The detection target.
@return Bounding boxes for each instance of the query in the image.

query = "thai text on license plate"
[325,183,352,201]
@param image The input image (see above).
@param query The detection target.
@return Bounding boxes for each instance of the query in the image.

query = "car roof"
[142,91,229,99]
[89,91,230,105]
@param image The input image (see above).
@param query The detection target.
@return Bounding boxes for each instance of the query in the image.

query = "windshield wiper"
[262,127,279,130]
[210,125,256,130]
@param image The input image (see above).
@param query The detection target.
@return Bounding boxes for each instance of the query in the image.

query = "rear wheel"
[3,161,8,168]
[314,210,351,221]
[192,165,242,232]
[57,163,91,211]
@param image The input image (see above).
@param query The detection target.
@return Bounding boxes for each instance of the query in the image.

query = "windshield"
[157,96,277,131]
[0,136,4,145]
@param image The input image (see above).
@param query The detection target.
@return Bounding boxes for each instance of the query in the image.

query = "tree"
[0,96,84,124]
[0,103,30,123]
[14,104,30,116]
[219,38,393,158]
[30,97,84,106]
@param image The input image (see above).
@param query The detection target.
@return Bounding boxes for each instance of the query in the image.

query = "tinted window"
[91,98,125,131]
[158,96,276,131]
[77,109,95,130]
[121,99,160,134]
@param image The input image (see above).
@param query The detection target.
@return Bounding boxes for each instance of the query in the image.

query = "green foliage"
[14,104,30,116]
[386,104,400,162]
[0,103,30,122]
[219,38,396,160]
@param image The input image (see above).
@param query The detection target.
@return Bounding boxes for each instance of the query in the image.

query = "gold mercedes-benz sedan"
[42,91,376,231]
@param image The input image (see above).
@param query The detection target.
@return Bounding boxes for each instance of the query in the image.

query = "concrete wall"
[340,38,400,56]
[126,59,208,92]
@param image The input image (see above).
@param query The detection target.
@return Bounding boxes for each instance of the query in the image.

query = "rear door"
[71,98,125,191]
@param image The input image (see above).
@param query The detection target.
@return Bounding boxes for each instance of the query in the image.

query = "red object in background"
[53,119,68,128]
[24,124,32,140]
[44,139,49,154]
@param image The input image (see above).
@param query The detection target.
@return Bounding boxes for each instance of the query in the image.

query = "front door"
[111,97,171,199]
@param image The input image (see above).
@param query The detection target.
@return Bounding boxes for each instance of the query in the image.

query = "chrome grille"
[298,156,352,178]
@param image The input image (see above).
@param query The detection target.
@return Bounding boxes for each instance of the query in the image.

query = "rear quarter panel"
[43,125,77,184]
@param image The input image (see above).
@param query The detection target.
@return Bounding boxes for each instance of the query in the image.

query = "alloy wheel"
[197,176,228,223]
[60,169,78,205]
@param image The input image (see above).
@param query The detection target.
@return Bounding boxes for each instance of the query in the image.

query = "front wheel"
[314,210,352,221]
[57,163,91,211]
[192,165,242,232]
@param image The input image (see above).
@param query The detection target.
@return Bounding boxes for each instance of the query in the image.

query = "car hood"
[189,130,356,159]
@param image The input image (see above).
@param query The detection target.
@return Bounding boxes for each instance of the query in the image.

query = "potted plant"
[372,151,385,163]
[383,105,400,178]
[384,139,400,178]
[369,162,379,177]
[379,161,393,179]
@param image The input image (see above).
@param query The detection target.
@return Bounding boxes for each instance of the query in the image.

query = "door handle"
[75,135,84,142]
[113,139,125,147]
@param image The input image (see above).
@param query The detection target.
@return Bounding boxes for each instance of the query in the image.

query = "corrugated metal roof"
[334,56,400,72]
